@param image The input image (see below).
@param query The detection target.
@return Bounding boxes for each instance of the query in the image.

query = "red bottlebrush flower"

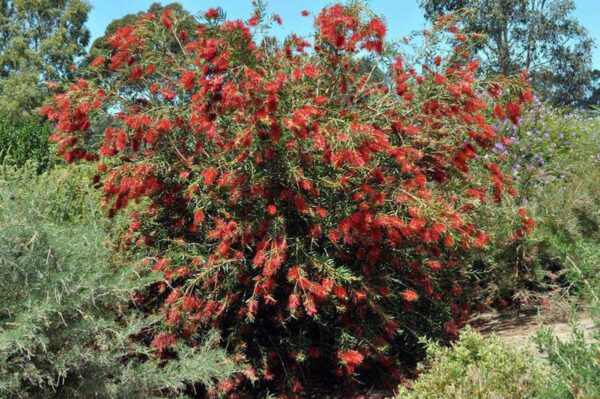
[434,55,442,66]
[287,266,300,281]
[289,293,300,314]
[151,332,176,352]
[473,231,491,248]
[156,119,171,132]
[129,65,144,81]
[402,290,418,302]
[46,81,60,91]
[205,8,219,19]
[161,9,173,29]
[506,101,521,124]
[180,71,195,91]
[161,88,176,101]
[194,209,205,225]
[179,170,190,180]
[304,64,318,78]
[292,380,304,394]
[338,350,364,370]
[493,103,505,119]
[519,89,533,103]
[308,347,321,358]
[267,205,277,216]
[144,129,156,145]
[466,189,486,202]
[445,321,459,336]
[90,56,105,68]
[178,30,188,41]
[301,10,310,17]
[115,130,127,151]
[202,168,218,186]
[182,295,201,311]
[273,14,282,25]
[428,260,442,270]
[520,70,529,82]
[304,295,317,316]
[368,18,386,38]
[334,285,348,300]
[248,14,260,27]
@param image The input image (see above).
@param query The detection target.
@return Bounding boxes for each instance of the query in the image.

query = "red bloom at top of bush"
[204,8,219,19]
[42,2,531,397]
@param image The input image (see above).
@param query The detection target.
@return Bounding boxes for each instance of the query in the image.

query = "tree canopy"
[0,0,91,119]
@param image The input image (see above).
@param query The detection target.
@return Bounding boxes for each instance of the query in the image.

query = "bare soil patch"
[469,297,595,358]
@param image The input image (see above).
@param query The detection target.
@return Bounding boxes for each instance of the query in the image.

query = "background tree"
[0,0,91,119]
[420,0,594,106]
[583,69,600,108]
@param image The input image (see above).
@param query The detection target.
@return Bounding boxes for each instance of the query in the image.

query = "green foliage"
[0,163,242,398]
[0,0,91,118]
[396,327,554,399]
[534,300,600,399]
[0,117,54,172]
[420,0,595,106]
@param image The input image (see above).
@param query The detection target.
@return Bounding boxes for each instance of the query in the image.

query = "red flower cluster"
[316,5,386,54]
[42,4,533,397]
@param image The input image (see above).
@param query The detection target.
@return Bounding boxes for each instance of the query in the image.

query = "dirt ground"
[469,297,595,359]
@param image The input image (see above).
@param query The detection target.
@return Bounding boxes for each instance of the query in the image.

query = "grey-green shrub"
[395,328,555,399]
[0,163,243,398]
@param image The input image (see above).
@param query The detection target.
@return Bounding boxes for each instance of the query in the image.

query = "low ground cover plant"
[395,327,555,399]
[41,3,534,396]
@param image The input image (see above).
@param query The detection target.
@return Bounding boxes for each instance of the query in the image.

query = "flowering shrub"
[42,3,532,396]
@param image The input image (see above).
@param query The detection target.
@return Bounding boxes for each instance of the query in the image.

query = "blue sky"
[87,0,600,69]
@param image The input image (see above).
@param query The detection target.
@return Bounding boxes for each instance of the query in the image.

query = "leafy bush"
[0,163,242,398]
[0,117,54,171]
[395,327,555,399]
[42,3,531,396]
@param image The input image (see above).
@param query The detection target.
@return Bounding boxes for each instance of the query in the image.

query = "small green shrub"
[534,275,600,399]
[0,118,55,172]
[395,328,555,399]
